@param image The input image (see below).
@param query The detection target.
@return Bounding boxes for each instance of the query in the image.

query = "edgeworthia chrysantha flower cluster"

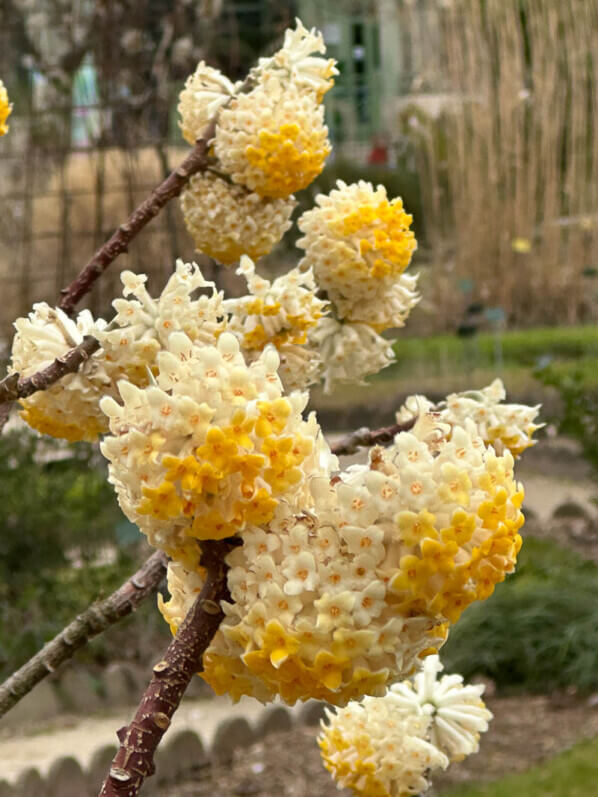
[319,654,492,797]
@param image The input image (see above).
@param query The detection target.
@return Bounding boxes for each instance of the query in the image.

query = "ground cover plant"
[443,735,598,797]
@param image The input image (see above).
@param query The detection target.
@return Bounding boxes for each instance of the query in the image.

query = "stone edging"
[0,700,328,796]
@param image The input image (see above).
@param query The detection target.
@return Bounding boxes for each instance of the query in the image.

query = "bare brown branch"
[58,121,217,316]
[331,417,417,457]
[99,539,236,797]
[0,335,100,405]
[0,550,167,718]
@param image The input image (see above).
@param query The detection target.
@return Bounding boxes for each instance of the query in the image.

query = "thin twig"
[99,539,236,797]
[58,121,218,316]
[0,549,168,718]
[330,417,417,457]
[0,335,100,405]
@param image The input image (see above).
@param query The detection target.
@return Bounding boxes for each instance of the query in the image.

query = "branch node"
[116,725,128,743]
[152,660,170,675]
[152,712,171,731]
[110,767,132,783]
[202,599,221,615]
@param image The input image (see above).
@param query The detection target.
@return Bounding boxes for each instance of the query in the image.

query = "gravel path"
[0,695,267,782]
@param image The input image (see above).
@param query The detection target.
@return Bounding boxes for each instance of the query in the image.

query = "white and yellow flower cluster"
[177,21,420,392]
[296,180,420,390]
[397,379,543,458]
[178,63,239,146]
[179,19,335,266]
[10,261,225,442]
[180,172,295,265]
[319,654,492,797]
[10,304,110,441]
[298,181,419,329]
[309,318,396,393]
[100,330,328,567]
[0,79,12,137]
[224,255,327,390]
[159,412,523,705]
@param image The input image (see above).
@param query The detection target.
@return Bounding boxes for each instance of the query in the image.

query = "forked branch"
[58,120,218,316]
[99,539,236,797]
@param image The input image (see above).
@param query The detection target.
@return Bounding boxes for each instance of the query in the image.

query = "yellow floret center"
[135,403,313,542]
[390,483,525,623]
[337,198,417,280]
[241,299,322,352]
[245,123,330,198]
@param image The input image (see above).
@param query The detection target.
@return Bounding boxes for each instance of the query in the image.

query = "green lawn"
[312,324,598,413]
[442,736,598,797]
[390,325,598,372]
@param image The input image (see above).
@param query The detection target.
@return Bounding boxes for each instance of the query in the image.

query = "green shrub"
[441,538,598,693]
[535,359,598,472]
[0,428,136,677]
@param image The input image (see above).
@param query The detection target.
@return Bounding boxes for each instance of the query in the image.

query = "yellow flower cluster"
[100,331,328,566]
[10,304,112,442]
[215,76,331,198]
[298,180,419,329]
[0,79,12,136]
[10,262,225,442]
[159,413,523,704]
[180,172,295,265]
[319,694,447,797]
[319,655,492,797]
[397,379,543,459]
[225,256,328,390]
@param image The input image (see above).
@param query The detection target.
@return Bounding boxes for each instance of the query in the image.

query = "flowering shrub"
[2,18,542,796]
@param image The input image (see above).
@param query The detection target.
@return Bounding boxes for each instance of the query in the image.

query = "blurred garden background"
[1,1,597,795]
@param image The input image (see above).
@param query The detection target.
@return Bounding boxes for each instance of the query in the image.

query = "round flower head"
[390,654,493,761]
[309,317,395,392]
[160,413,523,705]
[214,74,331,198]
[397,379,543,458]
[159,496,445,706]
[178,61,239,145]
[159,421,450,706]
[100,332,326,566]
[256,18,338,98]
[180,172,295,264]
[297,180,419,329]
[10,304,110,441]
[225,256,327,389]
[318,693,448,797]
[0,79,12,136]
